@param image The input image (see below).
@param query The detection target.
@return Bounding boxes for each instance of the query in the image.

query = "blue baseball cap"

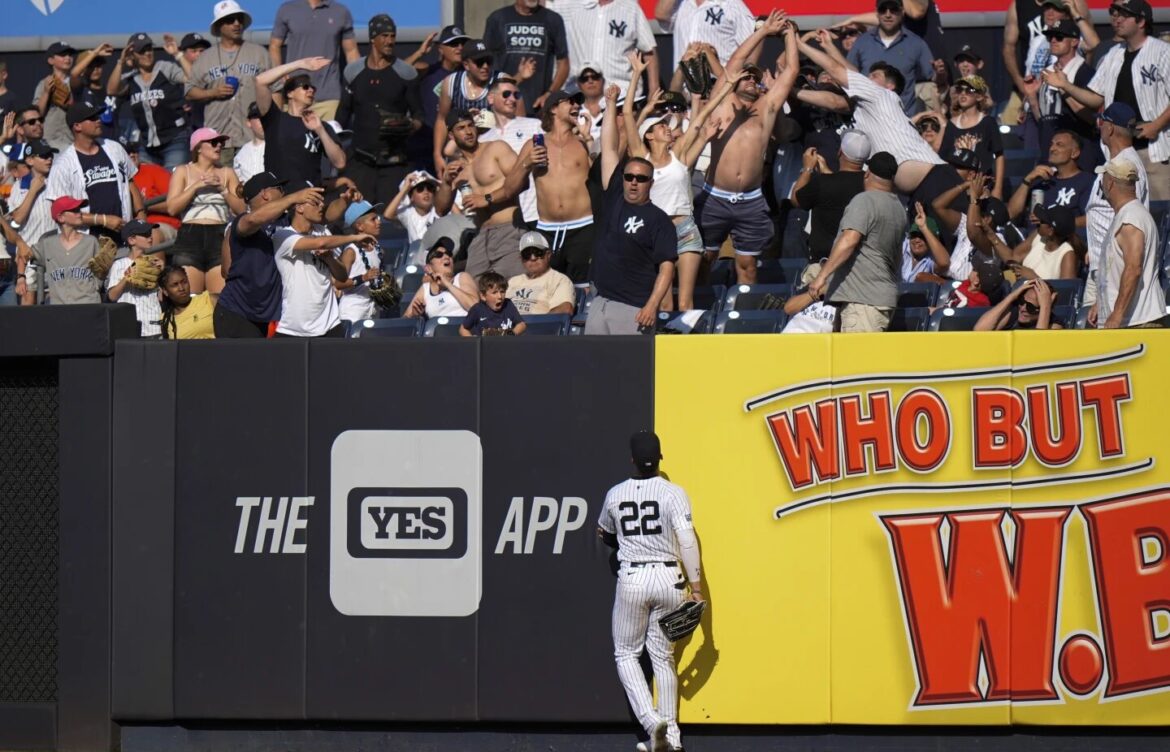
[343,200,384,229]
[1099,102,1138,128]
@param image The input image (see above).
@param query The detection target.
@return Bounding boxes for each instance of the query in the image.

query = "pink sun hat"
[190,127,229,152]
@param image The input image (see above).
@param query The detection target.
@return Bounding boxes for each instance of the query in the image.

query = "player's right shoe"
[650,720,669,752]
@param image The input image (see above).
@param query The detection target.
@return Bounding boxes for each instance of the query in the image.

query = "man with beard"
[695,11,798,284]
[336,14,423,204]
[435,110,527,278]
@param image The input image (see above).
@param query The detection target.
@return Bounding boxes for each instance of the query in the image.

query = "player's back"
[600,476,692,563]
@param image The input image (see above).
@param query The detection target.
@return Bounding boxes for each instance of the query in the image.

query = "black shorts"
[911,164,965,214]
[538,218,595,284]
[172,223,227,271]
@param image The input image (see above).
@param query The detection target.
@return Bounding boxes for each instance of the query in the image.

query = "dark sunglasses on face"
[955,85,977,95]
[1109,8,1138,19]
[20,117,43,126]
[579,73,602,82]
[296,83,316,92]
[429,250,452,260]
[471,57,491,67]
[221,14,245,24]
[412,184,434,192]
[623,172,651,184]
[521,248,547,260]
[917,120,939,133]
[499,90,519,99]
[1047,33,1072,41]
[839,28,861,37]
[1020,300,1040,314]
[878,5,902,14]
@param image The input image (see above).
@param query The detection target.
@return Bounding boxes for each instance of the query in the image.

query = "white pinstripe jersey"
[843,70,943,167]
[552,0,657,96]
[598,476,694,563]
[660,0,756,72]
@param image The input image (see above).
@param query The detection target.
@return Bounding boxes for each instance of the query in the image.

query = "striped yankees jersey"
[843,70,944,167]
[598,476,694,564]
[1089,37,1170,163]
[660,0,756,72]
[553,0,657,96]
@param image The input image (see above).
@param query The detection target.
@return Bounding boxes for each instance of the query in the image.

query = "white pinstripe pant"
[612,562,686,748]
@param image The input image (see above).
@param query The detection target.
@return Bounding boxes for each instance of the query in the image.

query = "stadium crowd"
[0,0,1167,337]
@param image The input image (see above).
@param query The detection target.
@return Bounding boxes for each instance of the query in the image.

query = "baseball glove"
[86,235,118,280]
[48,77,72,108]
[128,255,162,290]
[680,55,713,98]
[367,272,403,311]
[659,599,705,642]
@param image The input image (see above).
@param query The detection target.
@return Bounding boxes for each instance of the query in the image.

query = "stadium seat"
[707,257,736,287]
[712,309,788,334]
[350,318,422,338]
[928,306,990,331]
[1050,305,1078,329]
[1076,304,1092,329]
[522,314,571,336]
[754,258,789,284]
[688,285,726,313]
[571,285,596,328]
[424,316,464,337]
[778,258,808,284]
[656,309,713,334]
[888,307,931,332]
[896,282,940,308]
[722,283,792,311]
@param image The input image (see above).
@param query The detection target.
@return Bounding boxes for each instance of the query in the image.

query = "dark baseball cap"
[66,102,104,127]
[282,73,315,94]
[877,0,903,11]
[980,197,1010,228]
[462,39,491,62]
[440,25,471,45]
[1099,101,1138,127]
[369,14,396,36]
[545,90,584,109]
[1042,19,1080,37]
[945,147,982,172]
[128,33,154,52]
[971,254,1004,296]
[46,41,76,57]
[180,32,211,51]
[242,171,287,201]
[445,108,475,129]
[954,44,982,62]
[866,151,898,181]
[121,219,158,240]
[24,140,58,159]
[1110,0,1153,24]
[1034,204,1077,238]
[427,236,455,260]
[630,430,662,470]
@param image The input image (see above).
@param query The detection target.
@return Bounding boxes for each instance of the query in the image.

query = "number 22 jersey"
[598,476,694,563]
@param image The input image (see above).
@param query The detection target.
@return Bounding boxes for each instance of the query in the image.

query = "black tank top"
[1014,0,1046,70]
[904,1,947,61]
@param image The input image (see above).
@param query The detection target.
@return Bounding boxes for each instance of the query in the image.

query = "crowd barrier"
[2,305,1168,751]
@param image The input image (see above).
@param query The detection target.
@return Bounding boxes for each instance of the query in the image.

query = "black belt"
[626,561,677,568]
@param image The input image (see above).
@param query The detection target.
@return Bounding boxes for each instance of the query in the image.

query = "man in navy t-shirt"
[585,157,677,335]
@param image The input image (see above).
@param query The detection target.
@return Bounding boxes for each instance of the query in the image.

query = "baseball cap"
[866,152,898,181]
[545,90,584,109]
[282,73,315,94]
[630,430,662,471]
[50,196,87,222]
[1039,0,1066,8]
[519,231,550,253]
[955,75,988,95]
[180,32,211,51]
[400,170,440,192]
[24,140,58,160]
[211,0,253,34]
[189,126,228,152]
[446,109,475,129]
[1034,204,1077,237]
[909,216,940,237]
[946,148,982,172]
[242,171,287,201]
[474,110,497,130]
[1095,157,1141,182]
[128,33,154,52]
[971,254,1004,295]
[369,14,396,36]
[1110,0,1153,24]
[638,115,669,140]
[954,44,982,62]
[658,90,688,111]
[66,102,104,127]
[462,39,491,62]
[2,143,29,163]
[46,41,77,57]
[121,219,159,240]
[1099,102,1138,128]
[427,236,456,260]
[1042,19,1080,37]
[343,200,385,229]
[439,25,471,45]
[980,197,1010,228]
[840,130,872,162]
[877,0,903,11]
[578,62,603,78]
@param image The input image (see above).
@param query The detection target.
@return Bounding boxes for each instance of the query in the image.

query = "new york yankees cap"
[630,431,662,470]
[954,44,982,62]
[440,25,471,45]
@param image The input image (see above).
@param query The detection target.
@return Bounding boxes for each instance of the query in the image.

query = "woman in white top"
[618,54,746,310]
[987,203,1079,281]
[404,238,478,319]
[166,128,246,294]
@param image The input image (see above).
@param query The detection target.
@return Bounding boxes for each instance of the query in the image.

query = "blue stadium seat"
[688,285,726,313]
[1050,305,1078,329]
[778,258,808,285]
[571,285,596,328]
[707,257,735,287]
[522,314,571,336]
[754,258,789,284]
[722,283,792,311]
[1150,200,1169,233]
[888,307,931,332]
[897,282,940,308]
[928,307,991,331]
[713,309,788,334]
[424,316,464,337]
[350,318,422,338]
[1077,304,1093,329]
[656,310,713,334]
[398,264,424,293]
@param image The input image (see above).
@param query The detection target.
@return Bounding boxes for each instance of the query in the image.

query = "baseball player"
[598,431,704,752]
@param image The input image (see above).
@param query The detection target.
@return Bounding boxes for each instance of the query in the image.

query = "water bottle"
[1030,188,1045,215]
[458,182,475,217]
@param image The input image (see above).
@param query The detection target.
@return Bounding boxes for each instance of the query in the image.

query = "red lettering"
[1081,491,1170,697]
[883,507,1068,705]
[895,389,951,472]
[840,393,896,476]
[1079,375,1131,458]
[1027,382,1082,466]
[972,388,1027,468]
[768,399,838,489]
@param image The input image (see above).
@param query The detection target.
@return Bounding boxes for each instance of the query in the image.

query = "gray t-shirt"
[826,190,904,309]
[32,232,102,305]
[32,76,76,152]
[187,42,270,150]
[271,0,355,102]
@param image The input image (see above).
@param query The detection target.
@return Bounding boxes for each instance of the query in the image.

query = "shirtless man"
[436,110,526,278]
[797,29,963,213]
[485,90,596,282]
[695,11,799,284]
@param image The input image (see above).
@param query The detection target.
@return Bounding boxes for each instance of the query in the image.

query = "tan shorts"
[465,222,525,279]
[836,303,892,333]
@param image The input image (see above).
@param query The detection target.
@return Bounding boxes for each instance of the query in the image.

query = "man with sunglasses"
[479,77,543,226]
[1020,19,1098,172]
[846,0,934,115]
[187,1,271,165]
[433,40,500,171]
[269,0,360,122]
[11,108,46,148]
[1043,0,1170,201]
[485,0,570,111]
[506,231,575,315]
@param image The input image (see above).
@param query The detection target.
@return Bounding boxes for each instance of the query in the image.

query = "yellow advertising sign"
[656,332,1170,725]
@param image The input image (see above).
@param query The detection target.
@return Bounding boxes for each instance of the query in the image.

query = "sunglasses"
[1046,33,1072,41]
[955,85,979,94]
[878,5,903,13]
[19,117,43,126]
[1109,8,1140,19]
[1020,300,1041,314]
[295,83,316,92]
[498,90,519,99]
[429,250,452,260]
[623,172,651,183]
[578,72,602,82]
[220,14,246,24]
[521,248,547,260]
[839,28,861,37]
[470,57,492,67]
[916,120,940,133]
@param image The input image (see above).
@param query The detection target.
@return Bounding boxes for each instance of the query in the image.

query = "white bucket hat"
[211,0,253,35]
